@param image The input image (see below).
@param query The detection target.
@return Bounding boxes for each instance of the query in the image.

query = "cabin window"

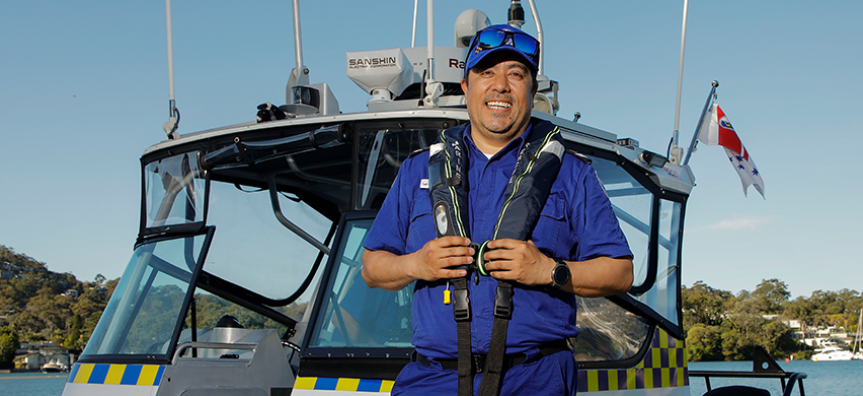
[634,199,682,327]
[573,296,650,362]
[202,181,331,304]
[308,218,414,348]
[354,127,442,210]
[588,156,652,291]
[144,152,206,228]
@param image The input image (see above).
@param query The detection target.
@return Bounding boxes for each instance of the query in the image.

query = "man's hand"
[482,239,634,296]
[363,236,473,291]
[409,236,473,282]
[482,239,555,287]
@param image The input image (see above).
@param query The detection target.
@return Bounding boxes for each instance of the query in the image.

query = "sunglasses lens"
[512,33,538,56]
[478,29,506,48]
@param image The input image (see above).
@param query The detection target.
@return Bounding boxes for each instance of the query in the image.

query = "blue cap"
[464,24,540,78]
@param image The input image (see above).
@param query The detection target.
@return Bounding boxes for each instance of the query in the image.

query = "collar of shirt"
[461,122,534,163]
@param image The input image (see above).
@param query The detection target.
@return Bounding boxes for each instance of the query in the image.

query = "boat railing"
[688,346,807,396]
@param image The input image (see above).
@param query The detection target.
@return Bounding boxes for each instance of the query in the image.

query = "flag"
[697,104,765,198]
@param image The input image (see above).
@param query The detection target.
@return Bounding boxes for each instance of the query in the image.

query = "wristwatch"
[551,259,571,289]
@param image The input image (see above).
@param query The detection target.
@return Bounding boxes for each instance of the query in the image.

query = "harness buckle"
[452,287,471,322]
[493,284,513,319]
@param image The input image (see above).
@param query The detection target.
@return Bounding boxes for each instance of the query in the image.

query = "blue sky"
[1,1,861,299]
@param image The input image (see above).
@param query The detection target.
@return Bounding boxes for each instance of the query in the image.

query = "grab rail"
[688,346,807,396]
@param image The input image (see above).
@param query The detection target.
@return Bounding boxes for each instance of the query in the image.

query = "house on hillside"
[14,343,71,372]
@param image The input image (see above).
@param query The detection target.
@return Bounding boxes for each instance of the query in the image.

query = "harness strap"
[430,126,474,396]
[478,281,513,396]
[453,277,472,396]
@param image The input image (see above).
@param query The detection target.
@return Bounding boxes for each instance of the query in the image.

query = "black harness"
[427,120,565,396]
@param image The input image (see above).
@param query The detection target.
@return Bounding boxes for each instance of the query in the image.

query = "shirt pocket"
[407,195,435,252]
[533,194,565,255]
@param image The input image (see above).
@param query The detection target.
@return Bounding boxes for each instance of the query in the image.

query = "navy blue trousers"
[392,349,577,396]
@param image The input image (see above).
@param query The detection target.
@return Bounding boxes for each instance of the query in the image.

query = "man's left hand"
[482,239,554,287]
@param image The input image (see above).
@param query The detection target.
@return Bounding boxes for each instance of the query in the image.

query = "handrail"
[172,341,256,365]
[689,370,807,396]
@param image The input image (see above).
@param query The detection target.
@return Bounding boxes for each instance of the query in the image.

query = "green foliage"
[0,326,21,369]
[752,278,790,314]
[683,279,862,362]
[682,281,733,328]
[0,244,115,350]
[686,324,722,361]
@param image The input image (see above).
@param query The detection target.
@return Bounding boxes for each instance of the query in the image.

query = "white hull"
[811,349,854,361]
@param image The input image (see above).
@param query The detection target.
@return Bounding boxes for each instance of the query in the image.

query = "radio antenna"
[162,0,180,139]
[668,0,689,164]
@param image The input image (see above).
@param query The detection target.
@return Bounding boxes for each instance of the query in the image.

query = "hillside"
[0,245,115,351]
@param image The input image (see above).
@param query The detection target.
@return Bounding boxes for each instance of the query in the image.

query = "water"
[689,359,863,396]
[0,372,68,396]
[0,361,860,395]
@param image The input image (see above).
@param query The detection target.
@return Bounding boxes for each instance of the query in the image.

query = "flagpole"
[683,80,719,166]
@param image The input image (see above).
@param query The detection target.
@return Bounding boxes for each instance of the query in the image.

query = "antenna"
[162,0,180,139]
[508,0,524,28]
[421,0,443,107]
[411,0,419,47]
[668,0,689,164]
[286,0,310,104]
[525,0,545,76]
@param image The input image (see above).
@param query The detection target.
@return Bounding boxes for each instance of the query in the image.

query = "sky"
[1,1,861,299]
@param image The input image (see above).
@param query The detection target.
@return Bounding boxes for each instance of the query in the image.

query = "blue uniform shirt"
[363,120,631,359]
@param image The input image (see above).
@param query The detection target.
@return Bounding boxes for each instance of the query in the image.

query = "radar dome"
[454,9,490,48]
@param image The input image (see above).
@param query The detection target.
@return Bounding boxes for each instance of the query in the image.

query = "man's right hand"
[362,237,473,291]
[408,236,473,281]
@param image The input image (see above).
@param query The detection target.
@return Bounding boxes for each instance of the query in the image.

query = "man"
[362,24,633,395]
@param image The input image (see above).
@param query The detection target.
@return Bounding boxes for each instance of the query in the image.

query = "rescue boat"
[60,1,806,395]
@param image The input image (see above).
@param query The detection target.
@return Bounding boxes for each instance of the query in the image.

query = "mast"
[855,308,863,355]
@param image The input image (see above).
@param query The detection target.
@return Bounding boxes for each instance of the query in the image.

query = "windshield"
[82,234,207,357]
[203,182,331,302]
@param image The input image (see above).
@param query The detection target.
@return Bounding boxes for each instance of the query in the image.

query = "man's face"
[461,56,535,145]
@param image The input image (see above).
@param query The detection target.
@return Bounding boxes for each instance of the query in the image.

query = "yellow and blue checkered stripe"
[295,377,394,393]
[67,363,165,386]
[578,328,688,392]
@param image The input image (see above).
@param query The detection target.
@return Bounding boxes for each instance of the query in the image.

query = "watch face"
[553,263,570,285]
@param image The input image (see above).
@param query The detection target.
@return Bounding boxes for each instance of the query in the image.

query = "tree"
[0,326,20,369]
[686,324,722,361]
[752,278,790,314]
[682,281,732,328]
[94,274,106,286]
[720,328,745,361]
[65,313,83,352]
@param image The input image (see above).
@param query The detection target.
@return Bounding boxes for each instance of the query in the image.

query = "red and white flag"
[697,104,765,198]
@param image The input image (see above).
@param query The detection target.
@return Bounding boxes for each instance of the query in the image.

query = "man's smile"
[486,100,512,110]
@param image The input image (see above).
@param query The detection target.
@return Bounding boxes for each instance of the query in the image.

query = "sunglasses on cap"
[468,26,540,64]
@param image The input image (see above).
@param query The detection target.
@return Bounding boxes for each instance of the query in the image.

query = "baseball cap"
[464,24,540,78]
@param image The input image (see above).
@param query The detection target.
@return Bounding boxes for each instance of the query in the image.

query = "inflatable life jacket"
[428,120,565,396]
